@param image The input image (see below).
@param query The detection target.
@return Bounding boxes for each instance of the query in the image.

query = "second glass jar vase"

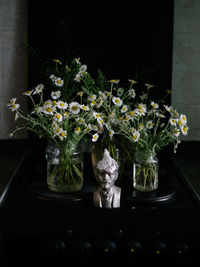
[45,143,83,193]
[133,151,158,192]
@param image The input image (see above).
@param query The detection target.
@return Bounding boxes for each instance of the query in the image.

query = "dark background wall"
[27,0,174,102]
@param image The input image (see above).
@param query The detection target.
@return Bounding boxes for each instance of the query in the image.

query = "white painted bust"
[93,149,121,208]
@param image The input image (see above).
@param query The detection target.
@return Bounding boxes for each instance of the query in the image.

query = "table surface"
[0,139,200,209]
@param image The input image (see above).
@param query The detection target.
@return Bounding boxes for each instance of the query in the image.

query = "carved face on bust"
[98,169,118,191]
[97,149,119,191]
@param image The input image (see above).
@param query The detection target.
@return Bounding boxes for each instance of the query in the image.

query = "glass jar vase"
[45,143,83,193]
[133,151,158,192]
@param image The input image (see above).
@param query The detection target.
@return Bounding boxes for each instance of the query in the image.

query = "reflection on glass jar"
[45,143,83,193]
[133,151,158,192]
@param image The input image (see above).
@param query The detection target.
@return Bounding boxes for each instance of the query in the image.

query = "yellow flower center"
[56,114,61,119]
[178,120,183,126]
[72,105,78,111]
[60,132,66,137]
[133,135,137,140]
[46,107,52,113]
[76,127,81,132]
[183,126,187,132]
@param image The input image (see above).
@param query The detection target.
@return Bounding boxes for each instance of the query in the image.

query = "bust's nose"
[103,173,110,182]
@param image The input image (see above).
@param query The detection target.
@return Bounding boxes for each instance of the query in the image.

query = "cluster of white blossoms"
[8,82,96,142]
[8,55,189,153]
[73,58,88,82]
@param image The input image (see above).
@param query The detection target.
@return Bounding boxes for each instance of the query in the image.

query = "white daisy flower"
[169,118,177,126]
[77,91,84,97]
[145,83,154,89]
[23,90,33,96]
[9,103,20,112]
[164,105,174,114]
[75,58,81,65]
[53,113,63,122]
[128,89,136,98]
[177,119,184,127]
[74,73,82,82]
[80,104,90,111]
[180,114,187,125]
[137,103,147,112]
[122,116,131,125]
[43,100,52,108]
[98,91,107,99]
[117,87,124,96]
[129,79,138,85]
[96,98,103,108]
[54,127,63,136]
[53,59,62,65]
[88,94,97,101]
[173,128,180,137]
[79,64,87,73]
[59,130,67,141]
[69,102,80,114]
[108,129,115,137]
[43,106,55,115]
[135,108,146,116]
[151,101,159,109]
[49,74,56,81]
[93,112,101,120]
[132,131,140,142]
[63,111,69,119]
[76,117,85,124]
[54,77,64,87]
[181,125,189,136]
[97,117,104,127]
[33,84,44,95]
[155,112,165,118]
[51,90,61,99]
[112,96,123,107]
[108,79,120,84]
[57,101,68,110]
[92,133,99,142]
[52,122,58,130]
[138,123,144,131]
[75,127,81,134]
[146,120,154,129]
[121,105,128,113]
[7,98,17,106]
[90,100,96,106]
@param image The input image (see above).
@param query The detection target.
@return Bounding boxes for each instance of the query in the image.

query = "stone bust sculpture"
[93,149,121,208]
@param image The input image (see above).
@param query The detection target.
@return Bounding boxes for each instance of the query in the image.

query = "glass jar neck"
[135,150,157,163]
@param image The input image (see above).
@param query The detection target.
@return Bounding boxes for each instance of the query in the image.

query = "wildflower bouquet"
[78,72,140,181]
[8,58,96,192]
[80,70,189,190]
[116,82,189,191]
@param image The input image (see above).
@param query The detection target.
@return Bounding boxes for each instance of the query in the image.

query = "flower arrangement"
[7,58,97,192]
[79,72,189,190]
[8,55,189,192]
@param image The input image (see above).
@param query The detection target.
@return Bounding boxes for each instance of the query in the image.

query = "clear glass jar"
[45,143,83,193]
[133,151,158,192]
